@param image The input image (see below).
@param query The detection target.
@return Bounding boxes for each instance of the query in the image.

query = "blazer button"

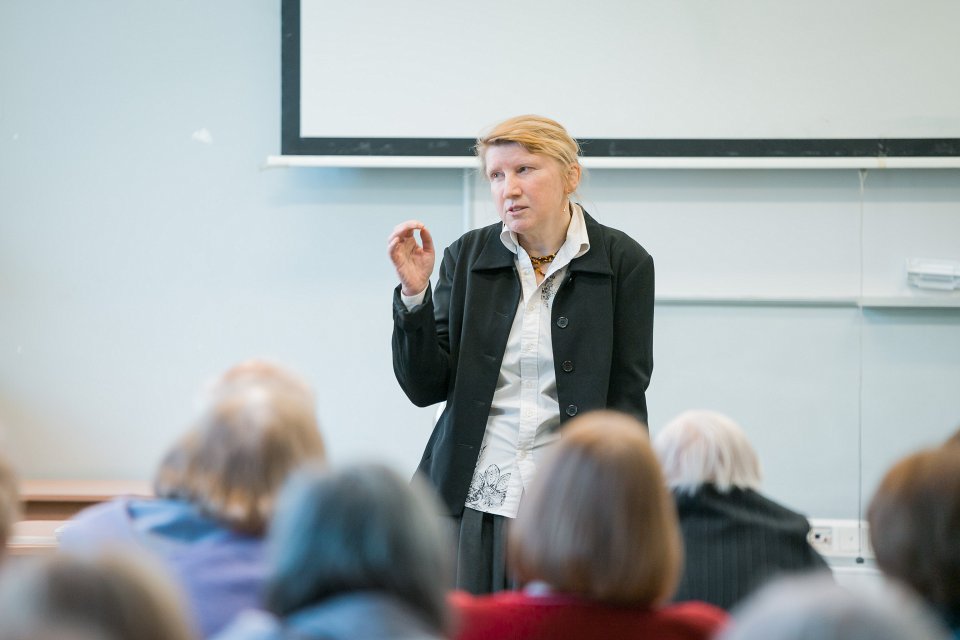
[556,316,569,329]
[561,360,574,373]
[566,404,578,417]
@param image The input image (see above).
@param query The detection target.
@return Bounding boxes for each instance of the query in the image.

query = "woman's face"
[485,143,579,243]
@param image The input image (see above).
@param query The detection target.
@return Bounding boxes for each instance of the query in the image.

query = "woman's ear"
[565,163,582,194]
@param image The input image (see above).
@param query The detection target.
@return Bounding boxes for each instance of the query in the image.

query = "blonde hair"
[0,455,19,557]
[509,410,682,605]
[475,114,581,178]
[0,551,196,640]
[154,360,326,535]
[654,410,762,495]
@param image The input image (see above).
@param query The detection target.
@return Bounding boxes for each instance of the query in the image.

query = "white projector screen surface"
[285,0,960,157]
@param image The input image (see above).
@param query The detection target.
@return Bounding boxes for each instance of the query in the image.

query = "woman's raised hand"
[388,220,436,296]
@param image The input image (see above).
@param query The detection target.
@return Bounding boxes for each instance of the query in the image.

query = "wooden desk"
[8,520,63,556]
[20,479,152,520]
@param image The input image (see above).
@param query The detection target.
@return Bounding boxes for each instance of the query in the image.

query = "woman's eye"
[490,171,502,180]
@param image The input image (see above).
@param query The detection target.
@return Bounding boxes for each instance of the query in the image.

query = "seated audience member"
[0,454,19,560]
[868,445,960,638]
[59,360,326,638]
[717,573,950,640]
[0,551,197,640]
[451,410,727,640]
[653,410,828,610]
[214,463,452,640]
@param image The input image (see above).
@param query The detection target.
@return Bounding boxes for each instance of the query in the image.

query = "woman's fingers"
[418,225,435,255]
[388,220,435,294]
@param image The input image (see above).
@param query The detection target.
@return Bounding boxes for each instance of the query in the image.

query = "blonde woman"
[389,115,655,592]
[59,361,326,637]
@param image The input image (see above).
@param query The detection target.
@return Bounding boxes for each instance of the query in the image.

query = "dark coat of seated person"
[653,410,829,610]
[58,360,327,638]
[450,410,728,640]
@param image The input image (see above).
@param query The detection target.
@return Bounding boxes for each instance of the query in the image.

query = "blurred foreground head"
[509,410,680,605]
[154,359,326,535]
[717,573,949,640]
[265,462,452,634]
[0,551,196,640]
[868,444,960,630]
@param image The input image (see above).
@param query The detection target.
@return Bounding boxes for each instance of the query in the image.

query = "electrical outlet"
[809,526,833,555]
[808,519,874,559]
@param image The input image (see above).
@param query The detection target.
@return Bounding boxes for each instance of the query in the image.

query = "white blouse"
[464,205,590,518]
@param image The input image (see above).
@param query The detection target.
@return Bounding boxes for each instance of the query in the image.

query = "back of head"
[154,360,326,535]
[264,463,452,633]
[654,410,762,495]
[717,574,949,640]
[509,410,681,605]
[868,446,960,625]
[0,454,20,558]
[0,551,196,640]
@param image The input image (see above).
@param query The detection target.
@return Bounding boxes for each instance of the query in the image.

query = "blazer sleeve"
[607,251,655,424]
[391,244,457,407]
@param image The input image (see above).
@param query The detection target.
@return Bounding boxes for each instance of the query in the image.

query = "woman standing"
[389,115,654,593]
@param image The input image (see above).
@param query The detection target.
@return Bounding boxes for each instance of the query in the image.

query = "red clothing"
[450,590,728,640]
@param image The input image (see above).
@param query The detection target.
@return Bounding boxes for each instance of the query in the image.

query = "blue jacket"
[59,497,267,638]
[212,592,443,640]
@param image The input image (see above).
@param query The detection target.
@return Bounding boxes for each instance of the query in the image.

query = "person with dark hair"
[868,445,960,638]
[59,360,326,637]
[389,114,655,592]
[451,411,726,640]
[653,410,828,609]
[214,463,452,640]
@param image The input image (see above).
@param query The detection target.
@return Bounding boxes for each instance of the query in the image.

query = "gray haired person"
[653,410,828,609]
[717,574,950,640]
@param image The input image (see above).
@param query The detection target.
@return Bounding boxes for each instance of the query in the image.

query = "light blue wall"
[2,2,959,521]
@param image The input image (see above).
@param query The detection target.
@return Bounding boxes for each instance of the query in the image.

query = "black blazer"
[673,486,830,610]
[392,210,654,515]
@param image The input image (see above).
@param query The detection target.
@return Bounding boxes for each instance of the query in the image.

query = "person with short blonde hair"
[868,445,960,637]
[653,410,827,610]
[389,114,655,592]
[451,411,726,640]
[154,360,325,535]
[0,551,197,640]
[60,360,326,638]
[475,115,581,179]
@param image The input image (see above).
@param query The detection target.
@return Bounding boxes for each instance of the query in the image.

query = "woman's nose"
[503,173,521,196]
